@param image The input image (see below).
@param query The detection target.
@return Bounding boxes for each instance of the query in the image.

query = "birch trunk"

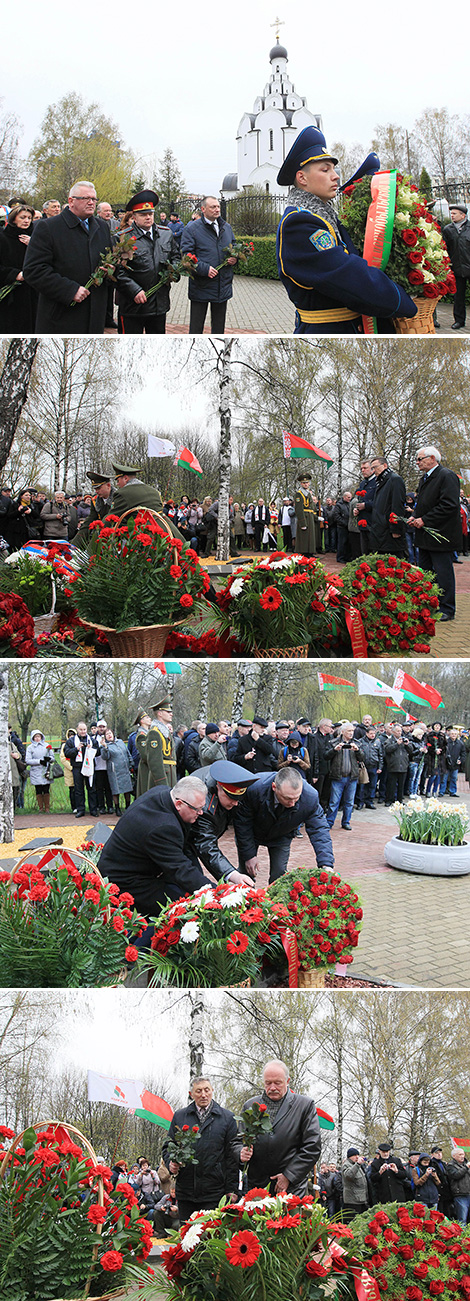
[197,663,210,720]
[216,340,233,564]
[233,662,249,722]
[0,669,14,843]
[0,339,39,470]
[188,990,205,1082]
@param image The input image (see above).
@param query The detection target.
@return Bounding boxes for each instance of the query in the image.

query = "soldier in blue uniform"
[276,126,417,334]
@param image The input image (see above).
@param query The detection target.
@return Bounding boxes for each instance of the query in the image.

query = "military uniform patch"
[310,230,336,251]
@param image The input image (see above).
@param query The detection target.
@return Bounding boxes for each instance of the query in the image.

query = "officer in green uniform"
[71,469,113,547]
[133,708,152,799]
[109,461,185,540]
[294,472,317,556]
[146,695,177,790]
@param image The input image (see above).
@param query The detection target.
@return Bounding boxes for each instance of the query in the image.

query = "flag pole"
[111,1110,130,1164]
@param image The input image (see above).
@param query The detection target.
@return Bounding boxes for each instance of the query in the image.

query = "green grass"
[17,776,73,816]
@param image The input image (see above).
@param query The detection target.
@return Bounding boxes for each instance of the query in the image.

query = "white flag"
[147,433,176,458]
[87,1070,144,1109]
[357,670,403,706]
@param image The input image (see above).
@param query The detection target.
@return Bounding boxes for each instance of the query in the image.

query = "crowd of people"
[0,184,238,335]
[95,1064,470,1243]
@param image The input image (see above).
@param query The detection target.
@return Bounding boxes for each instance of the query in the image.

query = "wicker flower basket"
[78,617,186,657]
[33,574,59,637]
[0,1120,105,1301]
[253,644,309,659]
[297,967,326,988]
[394,295,441,335]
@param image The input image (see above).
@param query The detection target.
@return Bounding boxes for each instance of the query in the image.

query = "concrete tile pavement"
[165,276,469,336]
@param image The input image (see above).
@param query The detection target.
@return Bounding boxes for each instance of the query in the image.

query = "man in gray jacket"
[342,1148,369,1220]
[238,1059,321,1195]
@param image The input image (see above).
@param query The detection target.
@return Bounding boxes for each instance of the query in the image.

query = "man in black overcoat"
[238,1059,321,1195]
[163,1076,239,1222]
[409,446,462,620]
[23,181,115,333]
[369,455,407,557]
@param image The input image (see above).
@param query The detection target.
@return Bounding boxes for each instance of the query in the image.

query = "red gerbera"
[227,931,249,954]
[259,585,283,610]
[225,1230,262,1267]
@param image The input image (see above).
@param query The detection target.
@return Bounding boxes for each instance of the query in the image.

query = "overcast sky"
[2,0,468,194]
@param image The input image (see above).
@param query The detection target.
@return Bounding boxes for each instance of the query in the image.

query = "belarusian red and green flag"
[282,430,334,466]
[451,1137,470,1155]
[174,446,203,475]
[393,670,443,710]
[317,1107,335,1130]
[318,672,354,692]
[134,1089,173,1131]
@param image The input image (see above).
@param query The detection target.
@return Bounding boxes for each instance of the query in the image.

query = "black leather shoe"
[452,322,465,330]
[341,823,352,830]
[439,613,455,621]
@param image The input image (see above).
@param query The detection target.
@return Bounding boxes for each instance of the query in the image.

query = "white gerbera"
[180,921,200,943]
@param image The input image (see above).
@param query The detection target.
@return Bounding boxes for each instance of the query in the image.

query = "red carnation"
[179,594,193,608]
[125,945,138,963]
[100,1250,124,1271]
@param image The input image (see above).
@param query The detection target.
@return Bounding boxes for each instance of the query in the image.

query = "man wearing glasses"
[408,446,462,622]
[98,764,255,915]
[23,180,115,333]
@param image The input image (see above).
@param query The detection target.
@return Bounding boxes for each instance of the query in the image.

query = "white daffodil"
[180,921,200,943]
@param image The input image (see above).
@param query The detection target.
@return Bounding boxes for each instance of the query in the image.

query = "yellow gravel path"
[0,825,94,859]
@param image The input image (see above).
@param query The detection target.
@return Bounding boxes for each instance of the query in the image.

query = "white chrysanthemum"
[180,921,200,943]
[222,888,249,908]
[230,577,245,597]
[181,1222,205,1252]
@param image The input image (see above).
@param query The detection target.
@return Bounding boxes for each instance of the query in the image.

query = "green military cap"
[150,696,172,711]
[112,460,141,476]
[132,707,149,728]
[87,469,113,486]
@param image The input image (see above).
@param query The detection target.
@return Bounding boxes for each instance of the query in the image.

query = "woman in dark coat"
[0,205,38,332]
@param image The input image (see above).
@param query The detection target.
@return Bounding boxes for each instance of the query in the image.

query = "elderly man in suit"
[408,445,462,621]
[23,180,115,333]
[238,1059,321,1195]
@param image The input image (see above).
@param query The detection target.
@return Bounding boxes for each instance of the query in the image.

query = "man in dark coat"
[234,765,334,882]
[63,722,100,817]
[97,775,211,915]
[181,195,237,333]
[353,459,377,554]
[369,1142,408,1204]
[163,1076,239,1222]
[23,181,115,333]
[114,188,179,333]
[409,446,462,620]
[238,1059,321,1194]
[233,717,275,773]
[442,203,470,330]
[369,455,407,556]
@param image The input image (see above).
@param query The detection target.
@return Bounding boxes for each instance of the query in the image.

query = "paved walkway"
[6,780,470,989]
[203,551,470,658]
[165,276,469,335]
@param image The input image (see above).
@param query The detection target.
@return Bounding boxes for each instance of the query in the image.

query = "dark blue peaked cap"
[277,127,339,186]
[210,760,260,793]
[339,152,381,193]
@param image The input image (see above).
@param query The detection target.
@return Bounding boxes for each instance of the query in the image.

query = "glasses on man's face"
[178,798,205,813]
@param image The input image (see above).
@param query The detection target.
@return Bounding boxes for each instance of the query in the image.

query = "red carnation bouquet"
[352,1200,470,1300]
[67,510,210,633]
[0,846,146,986]
[141,880,289,987]
[215,552,332,652]
[0,1122,154,1299]
[267,865,363,974]
[0,591,36,657]
[340,553,441,655]
[127,1191,365,1301]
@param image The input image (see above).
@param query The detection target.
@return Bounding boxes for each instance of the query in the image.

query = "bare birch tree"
[0,339,39,471]
[0,667,13,843]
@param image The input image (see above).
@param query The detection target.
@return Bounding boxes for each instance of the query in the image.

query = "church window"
[269,130,274,151]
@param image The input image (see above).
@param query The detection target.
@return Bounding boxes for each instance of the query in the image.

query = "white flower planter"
[384,835,470,877]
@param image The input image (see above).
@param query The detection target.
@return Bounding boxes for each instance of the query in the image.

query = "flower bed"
[141,881,289,987]
[340,554,441,655]
[127,1191,362,1301]
[0,847,146,986]
[391,797,470,846]
[351,1201,470,1300]
[341,173,455,301]
[0,1122,153,1300]
[268,866,363,974]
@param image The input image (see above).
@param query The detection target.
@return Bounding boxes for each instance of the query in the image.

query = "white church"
[221,30,322,198]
